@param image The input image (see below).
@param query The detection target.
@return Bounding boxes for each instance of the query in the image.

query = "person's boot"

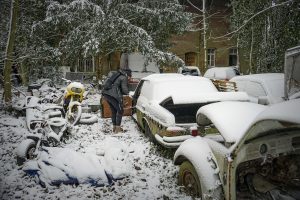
[114,126,123,133]
[112,125,116,132]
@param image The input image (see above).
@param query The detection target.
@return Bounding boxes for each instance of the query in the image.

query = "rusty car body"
[174,99,300,199]
[131,74,249,148]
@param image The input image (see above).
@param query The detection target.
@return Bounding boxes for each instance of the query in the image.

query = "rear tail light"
[191,128,198,137]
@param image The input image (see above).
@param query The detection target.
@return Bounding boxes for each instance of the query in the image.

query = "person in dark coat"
[102,68,132,133]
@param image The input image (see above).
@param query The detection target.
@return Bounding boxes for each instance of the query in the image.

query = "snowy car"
[131,74,249,148]
[230,73,285,105]
[204,66,240,80]
[174,99,300,199]
[178,66,201,76]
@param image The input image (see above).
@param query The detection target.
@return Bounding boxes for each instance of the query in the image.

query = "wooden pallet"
[101,95,132,118]
[212,79,237,92]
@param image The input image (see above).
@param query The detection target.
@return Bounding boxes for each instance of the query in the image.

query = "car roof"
[230,73,284,83]
[204,67,237,79]
[142,73,184,81]
[142,73,204,82]
[197,102,266,143]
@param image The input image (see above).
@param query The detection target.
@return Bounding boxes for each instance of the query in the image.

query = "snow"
[204,67,237,80]
[22,140,129,187]
[253,98,300,125]
[230,73,285,104]
[142,74,218,102]
[197,101,266,143]
[171,92,249,104]
[0,88,192,200]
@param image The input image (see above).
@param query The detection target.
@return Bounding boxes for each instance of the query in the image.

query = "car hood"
[171,92,249,105]
[197,102,266,143]
[230,98,300,152]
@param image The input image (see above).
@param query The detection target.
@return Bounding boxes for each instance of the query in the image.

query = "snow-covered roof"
[141,73,184,81]
[230,73,284,102]
[230,73,283,83]
[253,98,300,124]
[197,102,266,143]
[204,67,238,80]
[141,74,220,103]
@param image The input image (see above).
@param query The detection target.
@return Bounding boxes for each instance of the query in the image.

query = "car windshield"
[244,120,300,143]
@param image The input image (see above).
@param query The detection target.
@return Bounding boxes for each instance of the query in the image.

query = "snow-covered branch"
[213,0,294,39]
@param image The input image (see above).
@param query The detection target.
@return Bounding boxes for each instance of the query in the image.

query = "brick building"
[169,0,245,74]
[71,0,247,80]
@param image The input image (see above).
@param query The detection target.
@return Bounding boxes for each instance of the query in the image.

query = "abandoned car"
[204,66,240,81]
[230,73,285,105]
[174,99,300,199]
[131,74,249,148]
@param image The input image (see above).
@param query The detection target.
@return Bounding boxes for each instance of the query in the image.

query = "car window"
[245,81,266,97]
[133,80,144,101]
[140,80,153,100]
[244,120,300,143]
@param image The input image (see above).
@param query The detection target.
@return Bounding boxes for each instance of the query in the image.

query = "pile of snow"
[23,137,130,187]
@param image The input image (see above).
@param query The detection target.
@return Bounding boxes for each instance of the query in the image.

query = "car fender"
[174,137,223,199]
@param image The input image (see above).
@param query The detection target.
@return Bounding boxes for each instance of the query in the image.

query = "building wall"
[169,0,247,74]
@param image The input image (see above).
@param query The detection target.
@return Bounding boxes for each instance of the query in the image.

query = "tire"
[16,139,37,166]
[178,161,202,198]
[67,104,82,126]
[79,113,98,124]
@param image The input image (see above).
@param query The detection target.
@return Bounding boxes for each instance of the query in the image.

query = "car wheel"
[179,161,202,197]
[16,139,37,166]
[144,121,155,142]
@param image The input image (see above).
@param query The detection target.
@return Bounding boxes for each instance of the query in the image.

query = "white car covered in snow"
[204,66,240,80]
[174,99,300,199]
[177,66,201,76]
[230,73,285,105]
[131,74,249,148]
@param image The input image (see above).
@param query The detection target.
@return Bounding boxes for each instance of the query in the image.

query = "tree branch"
[212,0,293,39]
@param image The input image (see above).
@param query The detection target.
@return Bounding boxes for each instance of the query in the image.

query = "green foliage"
[230,0,300,73]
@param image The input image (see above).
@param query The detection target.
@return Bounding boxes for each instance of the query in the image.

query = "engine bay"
[236,154,300,200]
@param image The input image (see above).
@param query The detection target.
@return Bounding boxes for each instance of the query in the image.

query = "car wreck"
[174,100,300,199]
[131,74,249,148]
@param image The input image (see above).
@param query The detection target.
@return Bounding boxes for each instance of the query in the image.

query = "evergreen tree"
[32,0,193,72]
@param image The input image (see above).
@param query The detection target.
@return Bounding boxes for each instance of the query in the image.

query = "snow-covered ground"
[0,88,192,200]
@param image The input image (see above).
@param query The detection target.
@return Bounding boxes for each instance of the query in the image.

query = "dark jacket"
[102,69,129,102]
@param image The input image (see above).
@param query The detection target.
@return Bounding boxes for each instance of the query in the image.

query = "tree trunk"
[249,22,254,74]
[203,0,208,71]
[96,54,104,81]
[3,0,19,105]
[20,61,27,86]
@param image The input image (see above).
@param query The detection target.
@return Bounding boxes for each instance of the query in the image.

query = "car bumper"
[154,134,194,148]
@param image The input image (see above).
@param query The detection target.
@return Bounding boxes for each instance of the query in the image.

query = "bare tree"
[3,0,19,106]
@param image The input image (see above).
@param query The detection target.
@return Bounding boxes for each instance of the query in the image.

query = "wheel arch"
[142,116,150,131]
[174,137,223,199]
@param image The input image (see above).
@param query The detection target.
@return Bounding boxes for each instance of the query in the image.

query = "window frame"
[207,48,216,67]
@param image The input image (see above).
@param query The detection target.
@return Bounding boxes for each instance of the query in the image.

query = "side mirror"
[258,96,269,105]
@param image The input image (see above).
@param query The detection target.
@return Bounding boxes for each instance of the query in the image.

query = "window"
[207,49,215,67]
[77,57,94,72]
[229,48,238,66]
